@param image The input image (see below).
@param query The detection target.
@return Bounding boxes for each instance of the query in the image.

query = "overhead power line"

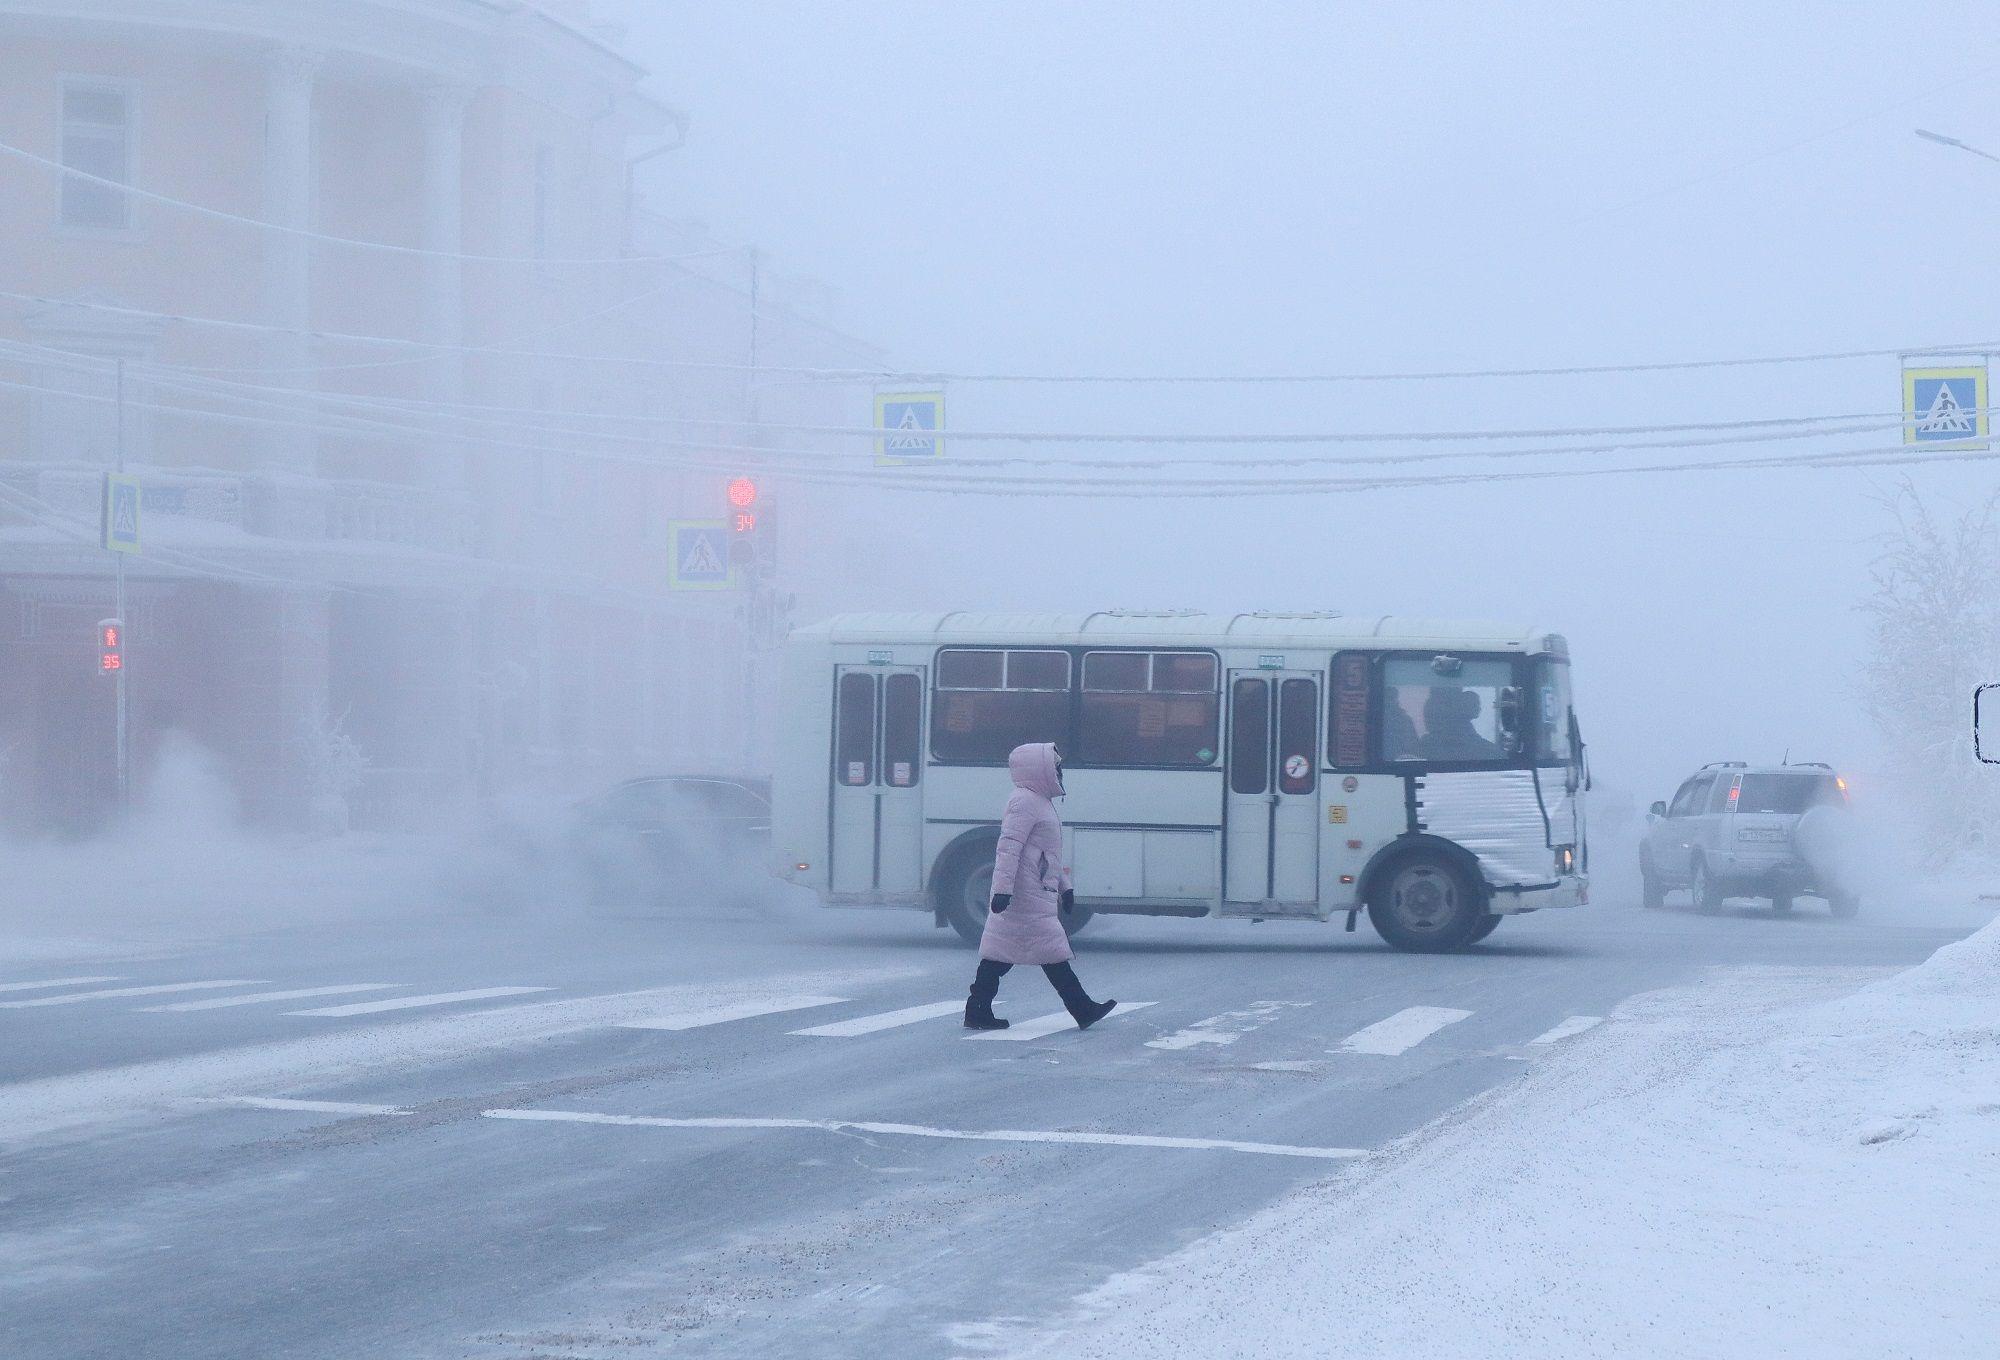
[0,138,746,269]
[3,285,1994,388]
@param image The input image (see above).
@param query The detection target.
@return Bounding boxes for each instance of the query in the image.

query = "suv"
[1639,762,1858,917]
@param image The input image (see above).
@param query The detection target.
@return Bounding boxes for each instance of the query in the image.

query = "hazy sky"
[613,1,2000,807]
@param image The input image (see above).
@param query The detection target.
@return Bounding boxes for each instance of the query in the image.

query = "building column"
[263,47,320,474]
[420,85,473,492]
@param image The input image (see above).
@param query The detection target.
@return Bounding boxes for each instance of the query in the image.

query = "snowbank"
[996,920,2000,1360]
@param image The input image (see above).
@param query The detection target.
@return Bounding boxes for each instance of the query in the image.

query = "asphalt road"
[0,877,1978,1360]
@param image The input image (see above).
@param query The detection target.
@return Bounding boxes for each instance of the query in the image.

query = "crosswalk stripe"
[0,980,266,1009]
[287,987,552,1017]
[1337,1006,1473,1056]
[966,1000,1157,1042]
[141,985,403,1013]
[199,1096,406,1117]
[619,995,848,1031]
[483,1107,1366,1161]
[1529,1015,1603,1044]
[790,1000,964,1037]
[0,975,122,994]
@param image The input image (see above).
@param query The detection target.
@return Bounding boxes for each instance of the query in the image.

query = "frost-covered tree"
[1859,481,2000,865]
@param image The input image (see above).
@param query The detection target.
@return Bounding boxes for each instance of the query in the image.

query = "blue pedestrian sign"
[101,473,141,554]
[875,390,944,466]
[1903,364,1988,447]
[668,519,734,591]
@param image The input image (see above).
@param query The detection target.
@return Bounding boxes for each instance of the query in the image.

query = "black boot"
[963,998,1009,1031]
[965,959,1011,1030]
[1044,963,1117,1030]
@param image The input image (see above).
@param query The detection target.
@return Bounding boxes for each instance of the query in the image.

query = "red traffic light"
[726,476,759,509]
[98,617,122,674]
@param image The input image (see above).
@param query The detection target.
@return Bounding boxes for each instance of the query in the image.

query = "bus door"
[830,667,927,895]
[1224,671,1322,907]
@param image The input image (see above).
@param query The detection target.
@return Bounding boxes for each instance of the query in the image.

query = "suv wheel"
[1690,857,1724,914]
[1639,851,1665,910]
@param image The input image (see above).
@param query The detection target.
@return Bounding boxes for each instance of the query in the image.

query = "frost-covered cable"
[0,139,746,268]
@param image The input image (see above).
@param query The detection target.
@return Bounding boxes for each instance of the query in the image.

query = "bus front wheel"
[1368,854,1487,953]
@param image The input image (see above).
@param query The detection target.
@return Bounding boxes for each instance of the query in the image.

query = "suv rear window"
[1735,772,1843,814]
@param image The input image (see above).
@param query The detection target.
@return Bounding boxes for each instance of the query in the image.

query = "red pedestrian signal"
[726,477,759,510]
[98,618,123,674]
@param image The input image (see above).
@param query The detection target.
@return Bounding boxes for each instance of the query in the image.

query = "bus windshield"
[1381,656,1514,764]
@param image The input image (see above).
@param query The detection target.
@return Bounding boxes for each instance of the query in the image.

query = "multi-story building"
[0,0,878,833]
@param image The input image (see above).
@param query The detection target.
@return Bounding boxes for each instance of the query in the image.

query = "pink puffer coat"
[979,742,1074,965]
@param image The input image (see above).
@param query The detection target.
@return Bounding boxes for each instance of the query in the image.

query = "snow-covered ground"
[997,912,2000,1360]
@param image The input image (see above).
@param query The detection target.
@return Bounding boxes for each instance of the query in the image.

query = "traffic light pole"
[113,358,128,809]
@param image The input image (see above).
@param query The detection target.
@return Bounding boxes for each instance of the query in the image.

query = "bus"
[771,611,1587,953]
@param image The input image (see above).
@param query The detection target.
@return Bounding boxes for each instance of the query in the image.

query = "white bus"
[771,611,1587,953]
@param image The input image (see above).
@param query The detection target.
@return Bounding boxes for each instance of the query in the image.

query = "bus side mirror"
[1496,686,1524,754]
[1977,685,2000,765]
[1649,800,1667,819]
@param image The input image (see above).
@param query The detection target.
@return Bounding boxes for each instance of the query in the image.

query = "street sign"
[875,390,944,466]
[668,519,734,591]
[1903,364,1988,446]
[101,473,141,553]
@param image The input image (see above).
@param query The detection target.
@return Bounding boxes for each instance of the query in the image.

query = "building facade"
[0,0,876,833]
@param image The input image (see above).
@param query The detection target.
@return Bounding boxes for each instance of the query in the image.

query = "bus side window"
[836,672,876,786]
[931,648,1071,762]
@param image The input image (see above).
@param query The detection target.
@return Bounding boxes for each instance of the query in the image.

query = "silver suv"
[1639,762,1858,917]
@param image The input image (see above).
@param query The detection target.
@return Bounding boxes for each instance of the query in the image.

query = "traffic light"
[97,618,123,674]
[723,477,774,582]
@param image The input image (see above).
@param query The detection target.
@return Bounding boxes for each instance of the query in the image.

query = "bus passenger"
[964,742,1117,1032]
[1420,686,1502,761]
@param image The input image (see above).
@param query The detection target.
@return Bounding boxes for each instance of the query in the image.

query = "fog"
[628,0,2000,817]
[4,2,1998,879]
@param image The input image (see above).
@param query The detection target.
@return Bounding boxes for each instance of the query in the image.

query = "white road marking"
[1337,1006,1473,1056]
[966,1000,1156,1042]
[0,980,267,1009]
[618,995,848,1031]
[0,976,122,994]
[1529,1014,1603,1044]
[141,985,403,1012]
[287,987,552,1017]
[482,1107,1365,1161]
[790,1000,964,1037]
[200,1096,406,1116]
[1147,1001,1302,1051]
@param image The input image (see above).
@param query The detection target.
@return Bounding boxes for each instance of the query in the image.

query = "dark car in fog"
[571,775,772,903]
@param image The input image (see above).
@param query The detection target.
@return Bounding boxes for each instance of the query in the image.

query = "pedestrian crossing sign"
[1903,364,1988,446]
[875,390,944,466]
[668,519,734,591]
[101,473,141,554]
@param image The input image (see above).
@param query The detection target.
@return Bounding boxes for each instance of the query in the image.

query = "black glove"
[1060,889,1075,916]
[989,893,1011,914]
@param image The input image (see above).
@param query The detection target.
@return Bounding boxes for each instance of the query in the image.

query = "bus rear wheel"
[933,836,1092,946]
[1368,854,1487,953]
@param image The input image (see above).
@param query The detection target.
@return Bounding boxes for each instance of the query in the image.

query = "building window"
[60,81,134,231]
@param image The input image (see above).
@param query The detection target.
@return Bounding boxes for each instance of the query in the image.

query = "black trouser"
[969,958,1093,1018]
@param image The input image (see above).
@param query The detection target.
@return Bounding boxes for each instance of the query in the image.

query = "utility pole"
[113,358,128,809]
[742,247,763,775]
